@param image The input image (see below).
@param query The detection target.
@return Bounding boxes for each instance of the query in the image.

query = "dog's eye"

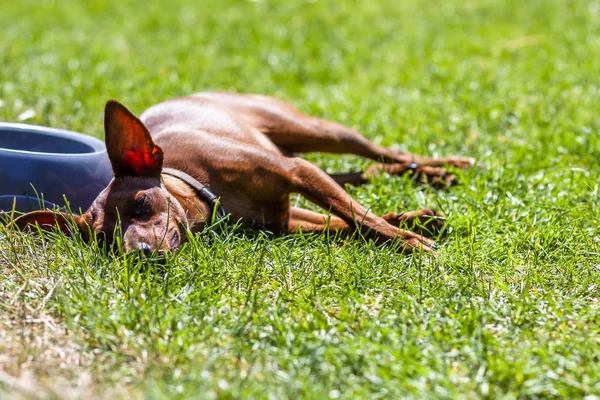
[133,196,150,216]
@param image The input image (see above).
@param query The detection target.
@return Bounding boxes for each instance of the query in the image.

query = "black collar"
[161,168,227,219]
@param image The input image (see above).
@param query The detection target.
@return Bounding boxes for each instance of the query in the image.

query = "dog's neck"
[161,174,211,232]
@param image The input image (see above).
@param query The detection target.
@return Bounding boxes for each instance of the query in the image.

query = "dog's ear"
[104,100,164,177]
[11,211,89,238]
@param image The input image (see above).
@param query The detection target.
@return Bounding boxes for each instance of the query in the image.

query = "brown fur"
[13,92,474,254]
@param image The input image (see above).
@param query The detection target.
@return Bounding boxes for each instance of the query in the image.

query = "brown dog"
[13,92,473,254]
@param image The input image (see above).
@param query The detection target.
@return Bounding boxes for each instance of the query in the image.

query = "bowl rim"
[0,122,107,157]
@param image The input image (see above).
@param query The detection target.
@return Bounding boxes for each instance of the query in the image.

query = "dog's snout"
[137,242,153,255]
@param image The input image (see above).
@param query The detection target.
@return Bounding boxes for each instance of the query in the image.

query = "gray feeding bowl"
[0,123,112,213]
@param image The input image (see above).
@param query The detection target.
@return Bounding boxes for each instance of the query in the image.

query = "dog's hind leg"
[286,157,438,253]
[194,92,473,168]
[264,114,474,168]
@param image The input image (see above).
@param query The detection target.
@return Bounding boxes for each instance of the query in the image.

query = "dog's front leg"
[288,158,437,254]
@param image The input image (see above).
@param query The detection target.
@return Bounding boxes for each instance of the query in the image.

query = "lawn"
[1,0,600,398]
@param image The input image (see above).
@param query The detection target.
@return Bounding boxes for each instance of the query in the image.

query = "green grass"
[1,0,600,398]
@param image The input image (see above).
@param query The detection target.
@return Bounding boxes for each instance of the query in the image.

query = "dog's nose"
[137,242,153,256]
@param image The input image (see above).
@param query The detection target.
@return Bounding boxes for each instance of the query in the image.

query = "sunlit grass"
[1,0,600,398]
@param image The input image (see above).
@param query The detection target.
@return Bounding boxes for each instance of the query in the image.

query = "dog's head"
[13,101,188,255]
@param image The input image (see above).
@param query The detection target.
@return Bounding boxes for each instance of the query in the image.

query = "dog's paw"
[366,163,459,189]
[429,173,458,189]
[411,166,458,189]
[394,230,439,254]
[383,209,446,237]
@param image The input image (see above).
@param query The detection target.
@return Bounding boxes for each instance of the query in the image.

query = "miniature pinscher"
[13,93,473,254]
